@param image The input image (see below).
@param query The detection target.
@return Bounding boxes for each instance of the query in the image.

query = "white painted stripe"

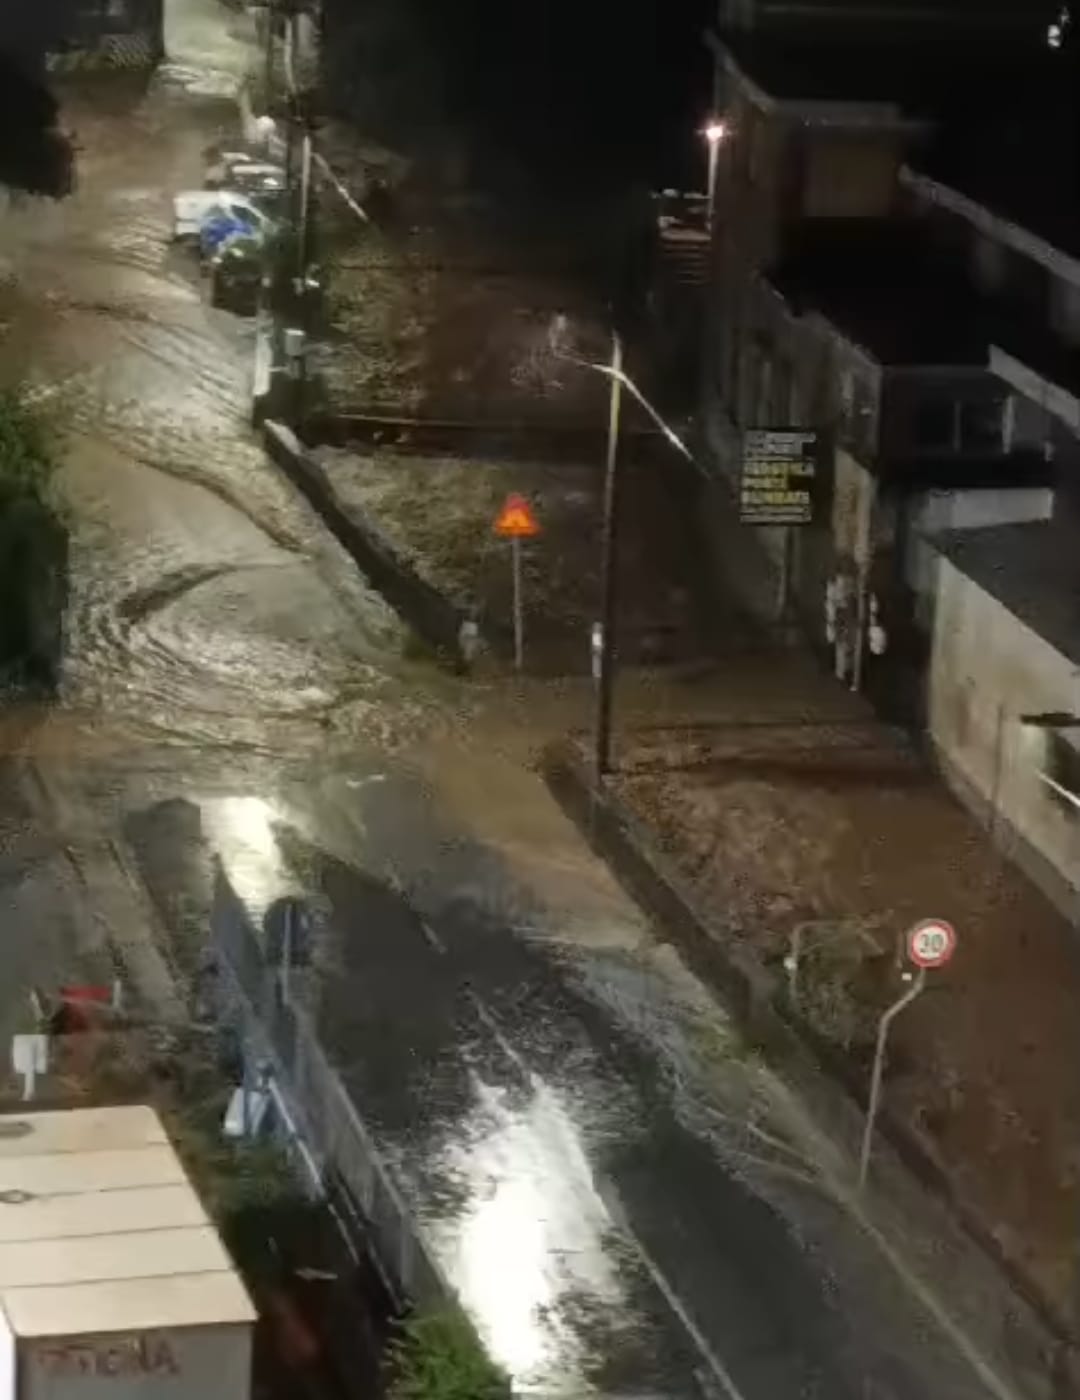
[419,920,446,955]
[1038,768,1080,811]
[603,1189,750,1400]
[467,988,748,1400]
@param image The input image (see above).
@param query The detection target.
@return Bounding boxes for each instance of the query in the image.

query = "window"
[959,398,1004,453]
[1046,729,1080,814]
[912,395,1004,455]
[914,397,956,453]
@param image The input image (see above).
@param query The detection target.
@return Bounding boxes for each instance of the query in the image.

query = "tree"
[0,51,74,197]
[0,389,67,684]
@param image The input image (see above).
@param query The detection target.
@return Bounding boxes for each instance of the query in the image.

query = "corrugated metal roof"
[0,1107,255,1337]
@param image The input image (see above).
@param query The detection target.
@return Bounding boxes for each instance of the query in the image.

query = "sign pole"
[859,917,957,1191]
[512,535,524,672]
[492,493,540,671]
[858,966,925,1191]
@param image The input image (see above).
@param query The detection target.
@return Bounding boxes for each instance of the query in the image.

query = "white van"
[172,189,272,241]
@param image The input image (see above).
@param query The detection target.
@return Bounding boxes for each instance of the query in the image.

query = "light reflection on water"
[203,795,296,911]
[426,1073,627,1395]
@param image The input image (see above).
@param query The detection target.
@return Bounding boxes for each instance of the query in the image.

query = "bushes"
[384,1309,509,1400]
[0,389,59,504]
[0,389,67,687]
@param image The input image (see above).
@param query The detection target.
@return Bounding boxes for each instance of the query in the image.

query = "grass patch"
[385,1308,509,1400]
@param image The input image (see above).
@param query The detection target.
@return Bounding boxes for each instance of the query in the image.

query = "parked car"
[173,188,274,242]
[201,213,250,261]
[204,147,264,182]
[206,158,285,197]
[209,235,265,314]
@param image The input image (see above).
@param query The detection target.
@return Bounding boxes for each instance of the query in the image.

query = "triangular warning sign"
[493,493,540,539]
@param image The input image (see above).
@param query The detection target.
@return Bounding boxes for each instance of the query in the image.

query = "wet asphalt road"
[0,1,1043,1396]
[190,763,1019,1400]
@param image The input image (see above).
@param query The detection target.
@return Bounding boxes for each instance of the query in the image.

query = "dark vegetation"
[0,390,68,688]
[321,0,714,195]
[0,50,74,197]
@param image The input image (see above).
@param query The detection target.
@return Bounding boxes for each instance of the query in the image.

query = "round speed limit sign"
[906,918,957,970]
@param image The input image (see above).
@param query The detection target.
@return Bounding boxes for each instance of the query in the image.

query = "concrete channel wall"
[262,420,466,665]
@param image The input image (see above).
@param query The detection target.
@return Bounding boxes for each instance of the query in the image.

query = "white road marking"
[466,987,751,1400]
[621,1224,751,1400]
[420,919,446,955]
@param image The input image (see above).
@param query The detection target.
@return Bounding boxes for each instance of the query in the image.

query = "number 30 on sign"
[906,919,957,969]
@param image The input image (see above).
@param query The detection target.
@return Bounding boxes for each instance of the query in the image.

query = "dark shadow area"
[0,496,68,690]
[321,0,714,196]
[0,49,75,196]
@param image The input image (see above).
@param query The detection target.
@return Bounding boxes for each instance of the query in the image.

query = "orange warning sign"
[493,493,540,539]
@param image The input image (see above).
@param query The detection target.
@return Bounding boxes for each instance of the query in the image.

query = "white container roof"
[0,1106,255,1338]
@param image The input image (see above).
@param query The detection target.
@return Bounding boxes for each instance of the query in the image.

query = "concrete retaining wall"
[262,420,465,664]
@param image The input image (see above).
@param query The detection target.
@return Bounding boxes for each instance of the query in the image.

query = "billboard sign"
[739,429,821,526]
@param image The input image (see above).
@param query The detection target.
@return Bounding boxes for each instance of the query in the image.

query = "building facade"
[697,8,1067,723]
[905,104,1080,919]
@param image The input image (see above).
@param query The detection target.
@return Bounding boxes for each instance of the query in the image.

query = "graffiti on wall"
[36,1335,180,1379]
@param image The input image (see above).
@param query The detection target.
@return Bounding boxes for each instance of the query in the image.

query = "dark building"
[692,0,1074,723]
[718,0,1062,37]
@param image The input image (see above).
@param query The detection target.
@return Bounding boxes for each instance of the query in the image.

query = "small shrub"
[385,1308,509,1400]
[0,388,59,506]
[0,389,66,684]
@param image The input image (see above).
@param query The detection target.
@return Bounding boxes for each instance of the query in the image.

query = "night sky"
[323,0,715,192]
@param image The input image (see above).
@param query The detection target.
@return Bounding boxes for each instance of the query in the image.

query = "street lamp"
[548,319,695,777]
[702,119,728,234]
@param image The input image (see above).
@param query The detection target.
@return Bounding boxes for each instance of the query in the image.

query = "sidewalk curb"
[540,737,1079,1387]
[262,420,466,665]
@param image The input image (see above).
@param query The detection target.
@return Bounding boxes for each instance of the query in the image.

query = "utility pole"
[292,110,316,420]
[273,0,318,424]
[550,323,692,777]
[594,332,624,778]
[263,0,275,97]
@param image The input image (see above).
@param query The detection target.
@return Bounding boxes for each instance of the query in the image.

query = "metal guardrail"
[210,863,447,1311]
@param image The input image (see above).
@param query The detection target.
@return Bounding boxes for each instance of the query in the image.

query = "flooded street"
[0,2,1053,1397]
[0,0,411,753]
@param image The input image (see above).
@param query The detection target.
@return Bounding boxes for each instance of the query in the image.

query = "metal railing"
[210,863,446,1309]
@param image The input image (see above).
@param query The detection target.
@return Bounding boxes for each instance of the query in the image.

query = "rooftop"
[934,522,1080,668]
[715,27,1060,117]
[721,0,1061,31]
[0,1106,255,1338]
[910,105,1080,264]
[768,220,986,365]
[769,218,1080,391]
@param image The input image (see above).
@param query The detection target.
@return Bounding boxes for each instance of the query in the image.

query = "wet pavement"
[192,761,1029,1400]
[0,2,1053,1397]
[0,0,413,755]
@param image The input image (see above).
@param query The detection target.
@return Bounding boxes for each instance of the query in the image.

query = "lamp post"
[549,321,695,777]
[703,119,727,234]
[595,332,624,777]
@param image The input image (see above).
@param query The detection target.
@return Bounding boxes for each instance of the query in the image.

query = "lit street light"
[702,119,728,234]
